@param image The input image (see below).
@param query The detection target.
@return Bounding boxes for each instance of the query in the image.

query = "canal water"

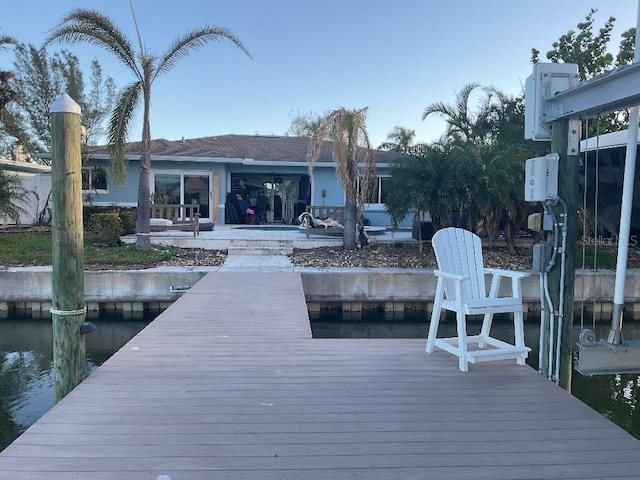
[0,315,151,451]
[1,310,640,452]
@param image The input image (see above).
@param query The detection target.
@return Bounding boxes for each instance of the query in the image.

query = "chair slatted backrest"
[432,227,486,301]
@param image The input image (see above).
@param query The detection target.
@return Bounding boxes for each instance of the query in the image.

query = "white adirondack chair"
[426,227,531,371]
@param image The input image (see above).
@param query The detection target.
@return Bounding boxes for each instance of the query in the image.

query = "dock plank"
[1,271,640,479]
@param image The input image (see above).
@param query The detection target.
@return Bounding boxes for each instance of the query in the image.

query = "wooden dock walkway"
[1,271,640,479]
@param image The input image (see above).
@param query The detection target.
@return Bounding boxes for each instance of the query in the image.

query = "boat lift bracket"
[577,337,640,376]
[526,58,640,375]
[525,62,640,141]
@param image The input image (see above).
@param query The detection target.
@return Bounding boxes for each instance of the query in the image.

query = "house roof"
[0,157,51,174]
[87,134,408,164]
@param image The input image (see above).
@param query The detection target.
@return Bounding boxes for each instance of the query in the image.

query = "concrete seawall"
[0,267,211,316]
[2,267,640,319]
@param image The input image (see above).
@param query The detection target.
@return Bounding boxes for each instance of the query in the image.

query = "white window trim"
[82,167,108,194]
[363,175,389,206]
[150,170,213,221]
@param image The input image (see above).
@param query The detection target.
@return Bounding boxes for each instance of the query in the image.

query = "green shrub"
[84,206,136,235]
[118,208,137,234]
[91,212,123,246]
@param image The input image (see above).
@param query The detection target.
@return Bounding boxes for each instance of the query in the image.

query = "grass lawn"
[0,230,175,267]
[0,227,628,270]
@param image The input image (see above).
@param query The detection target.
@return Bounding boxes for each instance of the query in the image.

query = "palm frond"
[380,126,416,153]
[107,81,142,184]
[423,82,481,142]
[45,9,141,80]
[422,101,456,121]
[306,107,376,211]
[306,115,333,177]
[128,0,145,56]
[0,168,33,223]
[455,82,480,117]
[154,26,251,80]
[0,35,17,48]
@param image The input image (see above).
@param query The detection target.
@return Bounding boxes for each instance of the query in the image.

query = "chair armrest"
[484,268,529,279]
[433,270,468,282]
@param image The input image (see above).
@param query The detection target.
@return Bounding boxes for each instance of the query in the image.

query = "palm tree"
[385,143,462,252]
[45,8,251,250]
[378,126,416,154]
[477,89,548,251]
[423,84,542,238]
[307,107,376,250]
[0,34,17,111]
[0,168,33,224]
[422,83,482,145]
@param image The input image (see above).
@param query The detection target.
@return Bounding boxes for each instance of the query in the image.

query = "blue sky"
[1,0,638,147]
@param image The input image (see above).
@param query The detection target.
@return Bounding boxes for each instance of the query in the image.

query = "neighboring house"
[0,156,51,226]
[82,135,411,227]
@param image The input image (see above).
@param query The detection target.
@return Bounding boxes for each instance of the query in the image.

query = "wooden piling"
[50,93,86,403]
[549,119,579,390]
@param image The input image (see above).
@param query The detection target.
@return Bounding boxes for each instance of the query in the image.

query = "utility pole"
[50,93,87,403]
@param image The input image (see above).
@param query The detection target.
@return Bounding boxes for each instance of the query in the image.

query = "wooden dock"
[2,271,640,479]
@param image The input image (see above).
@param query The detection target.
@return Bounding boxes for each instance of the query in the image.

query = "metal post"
[50,93,87,403]
[609,2,640,345]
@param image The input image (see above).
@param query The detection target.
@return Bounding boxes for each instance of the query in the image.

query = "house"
[0,155,52,226]
[83,134,411,227]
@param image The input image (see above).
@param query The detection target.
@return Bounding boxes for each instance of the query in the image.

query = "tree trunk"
[417,213,423,254]
[484,207,501,248]
[136,162,151,251]
[504,220,517,254]
[136,81,152,251]
[343,197,357,250]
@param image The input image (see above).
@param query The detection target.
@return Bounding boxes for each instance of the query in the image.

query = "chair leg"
[456,309,469,372]
[426,280,444,353]
[514,310,526,365]
[479,311,495,348]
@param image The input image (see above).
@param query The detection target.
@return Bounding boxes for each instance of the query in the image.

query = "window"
[153,174,181,204]
[82,167,107,192]
[152,172,211,219]
[363,176,389,204]
[379,176,389,204]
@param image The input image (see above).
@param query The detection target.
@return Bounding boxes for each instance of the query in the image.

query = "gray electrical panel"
[532,243,553,272]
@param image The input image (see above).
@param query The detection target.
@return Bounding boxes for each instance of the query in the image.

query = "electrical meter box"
[525,153,559,202]
[524,63,579,141]
[532,242,553,272]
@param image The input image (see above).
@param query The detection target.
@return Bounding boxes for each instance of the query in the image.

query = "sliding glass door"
[184,175,210,220]
[152,172,211,222]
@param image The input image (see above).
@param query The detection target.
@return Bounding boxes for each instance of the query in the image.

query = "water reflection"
[0,316,150,451]
[312,310,640,440]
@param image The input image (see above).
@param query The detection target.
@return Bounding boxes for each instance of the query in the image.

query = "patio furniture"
[299,206,345,238]
[426,227,530,371]
[150,204,201,237]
